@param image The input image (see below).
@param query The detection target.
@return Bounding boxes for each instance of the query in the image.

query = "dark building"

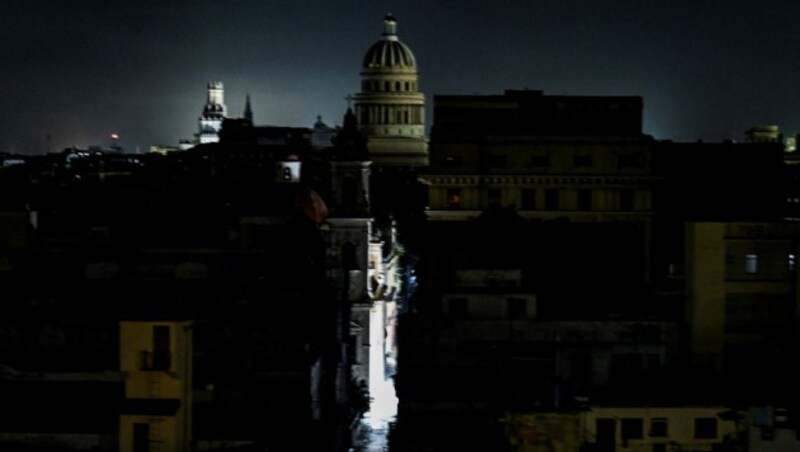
[0,114,373,451]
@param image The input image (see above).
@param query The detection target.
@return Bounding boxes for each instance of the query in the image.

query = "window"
[445,154,463,166]
[573,154,592,168]
[620,189,635,211]
[745,254,759,274]
[507,298,526,317]
[384,81,390,91]
[521,189,535,210]
[545,189,559,210]
[577,189,592,211]
[447,188,461,209]
[448,298,468,317]
[694,418,717,439]
[618,154,643,169]
[405,81,410,91]
[650,418,668,437]
[789,254,796,271]
[152,325,171,371]
[488,188,502,206]
[133,423,150,452]
[621,418,644,440]
[488,154,508,168]
[530,154,550,167]
[395,81,401,91]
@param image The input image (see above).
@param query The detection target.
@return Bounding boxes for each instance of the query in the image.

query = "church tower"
[198,81,227,144]
[354,14,427,167]
[243,94,253,123]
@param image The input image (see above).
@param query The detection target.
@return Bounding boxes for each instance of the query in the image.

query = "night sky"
[4,1,800,153]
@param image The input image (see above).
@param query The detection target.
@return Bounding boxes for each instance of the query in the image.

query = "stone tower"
[198,81,227,144]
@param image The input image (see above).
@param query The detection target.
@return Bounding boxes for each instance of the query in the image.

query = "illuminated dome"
[362,14,417,70]
[354,14,428,167]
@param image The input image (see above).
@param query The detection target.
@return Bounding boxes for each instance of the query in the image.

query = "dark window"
[650,418,668,437]
[405,81,410,91]
[545,189,560,210]
[507,298,526,317]
[448,298,468,317]
[694,418,717,439]
[577,189,592,210]
[133,423,150,452]
[395,81,401,91]
[343,177,357,209]
[488,154,508,168]
[596,419,616,449]
[488,188,502,206]
[618,154,643,168]
[384,81,390,91]
[152,326,171,371]
[621,418,644,440]
[530,154,550,167]
[653,445,666,452]
[521,189,535,210]
[445,155,463,166]
[620,189,634,211]
[574,154,592,167]
[447,188,461,209]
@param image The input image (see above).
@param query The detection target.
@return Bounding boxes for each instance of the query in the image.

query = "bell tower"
[198,81,227,144]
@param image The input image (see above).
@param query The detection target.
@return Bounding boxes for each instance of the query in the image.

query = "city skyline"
[4,0,800,153]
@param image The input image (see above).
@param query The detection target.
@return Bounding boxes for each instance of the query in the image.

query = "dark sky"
[4,1,800,153]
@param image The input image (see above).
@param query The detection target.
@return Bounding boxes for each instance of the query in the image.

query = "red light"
[110,133,119,140]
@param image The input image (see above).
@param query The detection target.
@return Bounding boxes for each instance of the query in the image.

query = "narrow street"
[353,360,397,452]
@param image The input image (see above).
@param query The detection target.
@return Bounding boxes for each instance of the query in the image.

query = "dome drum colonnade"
[354,14,428,167]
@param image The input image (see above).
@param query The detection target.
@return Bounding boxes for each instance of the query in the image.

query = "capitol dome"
[362,14,417,70]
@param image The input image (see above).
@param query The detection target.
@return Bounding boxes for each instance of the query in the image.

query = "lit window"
[745,254,759,274]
